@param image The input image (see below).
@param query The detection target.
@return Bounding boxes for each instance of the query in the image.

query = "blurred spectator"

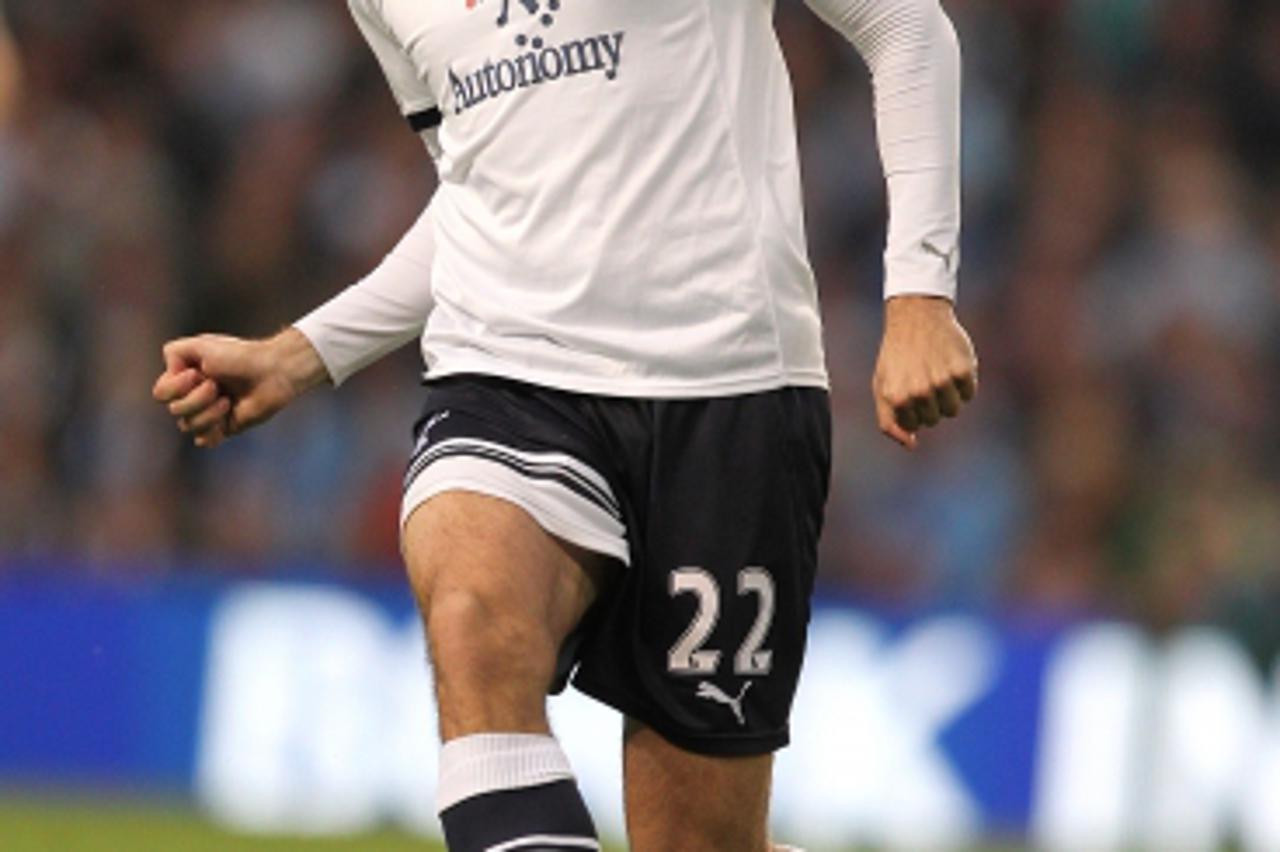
[0,5,18,126]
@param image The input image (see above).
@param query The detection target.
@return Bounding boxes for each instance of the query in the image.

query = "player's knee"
[426,587,502,659]
[426,586,555,679]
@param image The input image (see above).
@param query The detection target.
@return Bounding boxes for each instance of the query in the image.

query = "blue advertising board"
[2,569,1279,849]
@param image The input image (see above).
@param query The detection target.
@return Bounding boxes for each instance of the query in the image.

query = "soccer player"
[154,0,976,849]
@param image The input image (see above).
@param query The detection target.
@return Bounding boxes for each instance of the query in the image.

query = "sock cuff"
[437,733,575,814]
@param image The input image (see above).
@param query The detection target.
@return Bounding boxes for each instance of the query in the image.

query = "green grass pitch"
[0,797,1027,850]
[0,798,448,852]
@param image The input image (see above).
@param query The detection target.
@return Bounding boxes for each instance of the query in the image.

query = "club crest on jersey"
[448,0,625,116]
[466,0,558,29]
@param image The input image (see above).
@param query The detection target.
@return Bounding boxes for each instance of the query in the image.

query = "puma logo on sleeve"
[921,240,958,274]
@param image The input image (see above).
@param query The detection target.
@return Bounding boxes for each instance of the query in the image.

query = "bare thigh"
[623,718,774,852]
[401,490,612,741]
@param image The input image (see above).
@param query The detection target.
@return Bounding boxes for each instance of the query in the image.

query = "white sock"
[437,732,575,813]
[436,733,598,852]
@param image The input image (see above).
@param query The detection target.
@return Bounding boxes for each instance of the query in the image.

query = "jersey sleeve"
[804,0,961,301]
[348,0,442,133]
[293,199,437,386]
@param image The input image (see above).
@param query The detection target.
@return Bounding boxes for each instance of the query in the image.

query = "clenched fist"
[872,295,978,450]
[151,328,329,448]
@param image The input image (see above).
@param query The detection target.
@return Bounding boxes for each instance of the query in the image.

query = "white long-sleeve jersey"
[297,0,960,395]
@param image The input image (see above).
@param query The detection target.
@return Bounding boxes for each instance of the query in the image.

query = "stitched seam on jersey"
[694,0,789,381]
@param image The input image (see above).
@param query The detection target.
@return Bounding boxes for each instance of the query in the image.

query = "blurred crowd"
[1,0,1277,657]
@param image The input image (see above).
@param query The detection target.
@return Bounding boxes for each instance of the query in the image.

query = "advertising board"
[3,575,1278,849]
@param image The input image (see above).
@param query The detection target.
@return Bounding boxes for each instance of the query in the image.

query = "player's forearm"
[292,202,437,385]
[291,258,431,386]
[268,326,331,395]
[807,0,962,301]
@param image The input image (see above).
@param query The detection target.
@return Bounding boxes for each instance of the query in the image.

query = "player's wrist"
[268,327,331,397]
[884,294,955,326]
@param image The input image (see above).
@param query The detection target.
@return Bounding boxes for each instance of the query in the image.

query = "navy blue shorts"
[404,375,831,756]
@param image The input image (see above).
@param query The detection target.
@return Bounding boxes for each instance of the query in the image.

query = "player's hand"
[151,328,329,449]
[872,295,978,450]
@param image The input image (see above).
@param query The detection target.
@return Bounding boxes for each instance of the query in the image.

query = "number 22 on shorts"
[667,566,776,676]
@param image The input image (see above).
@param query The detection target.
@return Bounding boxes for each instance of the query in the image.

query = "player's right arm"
[152,328,325,448]
[153,202,438,448]
[153,0,442,448]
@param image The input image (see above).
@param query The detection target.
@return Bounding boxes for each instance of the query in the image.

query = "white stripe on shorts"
[401,453,630,565]
[485,836,602,852]
[406,437,621,519]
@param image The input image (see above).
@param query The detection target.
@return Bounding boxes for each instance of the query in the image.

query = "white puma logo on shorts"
[414,410,452,456]
[696,681,752,726]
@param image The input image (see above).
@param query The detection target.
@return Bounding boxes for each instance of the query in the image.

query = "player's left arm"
[804,0,977,449]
